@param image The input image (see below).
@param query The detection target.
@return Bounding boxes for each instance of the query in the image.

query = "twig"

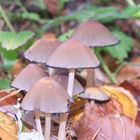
[92,127,101,140]
[0,4,15,32]
[0,90,20,102]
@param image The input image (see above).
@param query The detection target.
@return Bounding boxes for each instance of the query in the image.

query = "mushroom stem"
[86,69,94,87]
[35,112,43,135]
[58,113,68,140]
[48,67,56,76]
[67,69,75,97]
[44,113,51,140]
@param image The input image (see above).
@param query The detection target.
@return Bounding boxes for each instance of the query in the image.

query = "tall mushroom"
[21,77,69,140]
[47,39,100,98]
[72,20,119,87]
[72,20,119,47]
[11,63,47,134]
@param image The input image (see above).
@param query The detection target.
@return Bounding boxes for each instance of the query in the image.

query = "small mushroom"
[24,39,61,63]
[79,86,110,105]
[11,64,47,134]
[21,77,69,140]
[53,74,84,96]
[11,64,47,92]
[24,39,61,76]
[47,39,100,98]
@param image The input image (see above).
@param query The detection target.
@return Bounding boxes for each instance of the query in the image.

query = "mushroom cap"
[79,87,109,101]
[52,74,84,96]
[72,20,119,47]
[24,39,61,63]
[11,64,47,91]
[47,39,100,69]
[21,77,69,113]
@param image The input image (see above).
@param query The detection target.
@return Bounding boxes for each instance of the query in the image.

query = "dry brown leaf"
[101,86,138,120]
[101,86,137,119]
[76,113,140,140]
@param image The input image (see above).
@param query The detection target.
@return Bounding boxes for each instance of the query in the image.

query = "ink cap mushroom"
[53,74,84,96]
[79,86,110,104]
[47,38,100,98]
[11,63,47,92]
[72,20,120,87]
[72,20,119,47]
[24,39,61,63]
[21,77,69,140]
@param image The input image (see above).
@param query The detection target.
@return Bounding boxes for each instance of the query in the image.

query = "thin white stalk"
[86,69,94,88]
[48,67,56,76]
[35,112,43,135]
[58,113,68,140]
[44,113,51,140]
[67,69,75,97]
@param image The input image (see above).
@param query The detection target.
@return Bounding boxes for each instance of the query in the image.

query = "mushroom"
[24,39,61,76]
[24,39,61,63]
[72,20,119,87]
[21,77,69,140]
[47,39,100,98]
[11,64,47,92]
[72,20,119,47]
[52,74,84,96]
[79,86,110,106]
[11,63,47,134]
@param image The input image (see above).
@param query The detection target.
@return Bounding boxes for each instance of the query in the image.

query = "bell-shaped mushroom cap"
[11,64,47,91]
[24,39,61,63]
[52,74,84,96]
[47,39,100,69]
[79,87,109,101]
[72,20,119,47]
[21,77,69,113]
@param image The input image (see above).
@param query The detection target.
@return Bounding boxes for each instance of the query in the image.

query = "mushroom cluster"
[11,20,119,140]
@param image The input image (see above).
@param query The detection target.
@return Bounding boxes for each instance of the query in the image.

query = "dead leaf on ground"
[117,56,140,82]
[120,81,140,126]
[76,113,140,140]
[101,86,138,120]
[0,112,18,140]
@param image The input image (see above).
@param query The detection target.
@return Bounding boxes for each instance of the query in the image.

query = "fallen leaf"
[101,86,138,120]
[0,112,18,140]
[76,113,140,140]
[120,81,140,126]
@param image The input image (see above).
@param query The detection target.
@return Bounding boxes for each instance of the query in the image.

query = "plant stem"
[126,0,136,6]
[0,4,15,32]
[95,50,118,84]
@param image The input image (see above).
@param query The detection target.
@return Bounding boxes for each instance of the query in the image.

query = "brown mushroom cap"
[21,77,69,113]
[47,39,100,69]
[11,64,47,91]
[79,87,109,101]
[52,74,84,96]
[72,20,119,47]
[24,39,61,63]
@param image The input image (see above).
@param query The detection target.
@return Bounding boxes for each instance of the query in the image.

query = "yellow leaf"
[101,86,137,120]
[0,112,18,140]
